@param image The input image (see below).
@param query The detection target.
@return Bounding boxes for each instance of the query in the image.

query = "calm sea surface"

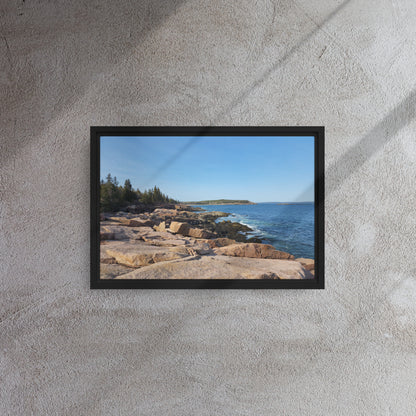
[193,203,314,259]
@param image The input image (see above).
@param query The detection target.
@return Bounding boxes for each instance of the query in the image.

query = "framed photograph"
[91,127,324,289]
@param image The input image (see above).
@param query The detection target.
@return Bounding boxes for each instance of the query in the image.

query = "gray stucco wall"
[1,0,415,414]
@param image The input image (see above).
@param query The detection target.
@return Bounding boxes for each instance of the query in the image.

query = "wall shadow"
[143,0,352,184]
[326,89,416,195]
[212,0,352,122]
[0,0,186,166]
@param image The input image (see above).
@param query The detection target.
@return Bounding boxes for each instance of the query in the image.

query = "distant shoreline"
[183,201,313,206]
[184,199,256,206]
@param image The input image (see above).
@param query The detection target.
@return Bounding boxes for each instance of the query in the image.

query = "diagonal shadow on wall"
[215,0,352,123]
[143,0,353,185]
[325,89,416,195]
[0,0,186,166]
[293,87,416,203]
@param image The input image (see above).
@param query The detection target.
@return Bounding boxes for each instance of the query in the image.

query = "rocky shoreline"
[100,204,315,280]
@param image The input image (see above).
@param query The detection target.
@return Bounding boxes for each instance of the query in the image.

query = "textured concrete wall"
[1,0,416,414]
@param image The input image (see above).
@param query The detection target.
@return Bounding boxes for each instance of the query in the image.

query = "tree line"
[100,174,177,212]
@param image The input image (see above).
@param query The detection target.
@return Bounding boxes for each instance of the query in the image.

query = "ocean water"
[193,203,315,259]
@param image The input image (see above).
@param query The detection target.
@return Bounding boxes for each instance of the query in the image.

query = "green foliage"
[140,186,176,205]
[100,174,177,212]
[122,179,136,203]
[100,174,123,212]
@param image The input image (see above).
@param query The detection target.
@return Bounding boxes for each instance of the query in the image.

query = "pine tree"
[100,174,178,212]
[100,173,122,212]
[122,179,136,203]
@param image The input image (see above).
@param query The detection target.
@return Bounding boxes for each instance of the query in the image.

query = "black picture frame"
[91,126,324,289]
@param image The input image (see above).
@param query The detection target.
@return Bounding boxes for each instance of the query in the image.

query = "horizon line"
[181,200,314,204]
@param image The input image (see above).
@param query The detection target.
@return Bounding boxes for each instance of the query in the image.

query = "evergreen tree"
[100,174,177,212]
[122,179,136,203]
[100,174,122,212]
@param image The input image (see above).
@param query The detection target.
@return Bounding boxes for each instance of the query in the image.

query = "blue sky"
[100,136,315,202]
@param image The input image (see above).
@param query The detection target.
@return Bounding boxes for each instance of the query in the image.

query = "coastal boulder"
[198,211,229,220]
[295,258,315,271]
[153,221,166,232]
[100,225,152,240]
[211,238,237,247]
[141,229,190,247]
[100,232,115,240]
[169,221,191,235]
[199,238,237,248]
[174,204,195,211]
[210,220,252,242]
[108,216,130,225]
[187,227,214,239]
[127,218,155,227]
[143,238,188,247]
[100,226,115,240]
[214,243,294,260]
[152,208,179,219]
[100,250,117,264]
[103,241,191,268]
[100,263,133,279]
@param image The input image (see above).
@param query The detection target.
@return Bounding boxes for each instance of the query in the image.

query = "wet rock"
[198,211,229,221]
[246,237,263,244]
[204,220,252,242]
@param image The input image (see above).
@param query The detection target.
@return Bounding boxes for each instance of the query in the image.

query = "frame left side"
[90,128,101,289]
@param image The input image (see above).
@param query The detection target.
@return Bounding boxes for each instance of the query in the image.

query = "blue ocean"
[193,203,314,259]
